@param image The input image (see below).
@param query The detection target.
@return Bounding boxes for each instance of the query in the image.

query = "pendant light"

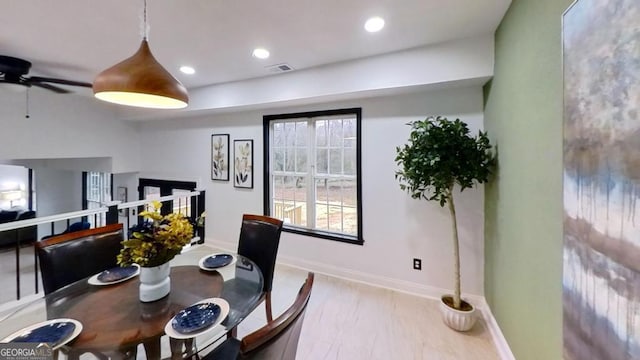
[93,0,188,109]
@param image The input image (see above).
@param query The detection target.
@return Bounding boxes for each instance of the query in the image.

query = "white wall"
[0,89,140,233]
[16,158,112,174]
[137,86,486,297]
[34,167,83,235]
[0,89,140,173]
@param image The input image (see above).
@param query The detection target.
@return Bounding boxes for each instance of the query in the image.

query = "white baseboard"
[208,239,483,302]
[208,239,514,359]
[285,253,488,304]
[477,299,516,360]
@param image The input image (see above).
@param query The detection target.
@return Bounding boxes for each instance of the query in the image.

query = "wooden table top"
[50,266,223,350]
[0,255,264,358]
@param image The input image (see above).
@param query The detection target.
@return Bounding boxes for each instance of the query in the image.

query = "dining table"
[0,247,264,360]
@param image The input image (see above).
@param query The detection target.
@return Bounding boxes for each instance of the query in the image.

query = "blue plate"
[97,265,138,283]
[171,303,221,334]
[203,254,233,269]
[10,322,76,346]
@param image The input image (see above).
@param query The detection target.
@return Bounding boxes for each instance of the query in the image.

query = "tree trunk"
[446,188,462,310]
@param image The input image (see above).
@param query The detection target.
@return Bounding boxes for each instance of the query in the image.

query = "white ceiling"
[0,0,510,91]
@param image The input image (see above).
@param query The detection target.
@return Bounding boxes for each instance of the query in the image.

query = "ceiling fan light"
[92,40,188,109]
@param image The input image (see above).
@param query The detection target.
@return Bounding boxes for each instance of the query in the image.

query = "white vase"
[439,295,477,331]
[139,262,171,302]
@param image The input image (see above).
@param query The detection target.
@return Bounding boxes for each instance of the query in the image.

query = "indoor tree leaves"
[395,116,495,207]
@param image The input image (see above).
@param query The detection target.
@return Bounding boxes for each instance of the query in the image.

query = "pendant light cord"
[25,89,30,119]
[143,0,148,40]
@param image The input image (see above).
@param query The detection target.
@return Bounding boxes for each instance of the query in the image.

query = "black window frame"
[263,107,364,245]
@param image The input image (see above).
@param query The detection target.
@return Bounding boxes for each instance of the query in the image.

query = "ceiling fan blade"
[30,82,71,94]
[28,76,92,88]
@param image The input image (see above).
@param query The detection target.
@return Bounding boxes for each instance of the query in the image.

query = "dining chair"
[237,214,284,322]
[176,214,284,355]
[202,272,314,360]
[35,223,124,294]
[36,224,163,360]
[35,223,126,360]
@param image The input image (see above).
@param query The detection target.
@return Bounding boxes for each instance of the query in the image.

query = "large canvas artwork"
[563,1,640,359]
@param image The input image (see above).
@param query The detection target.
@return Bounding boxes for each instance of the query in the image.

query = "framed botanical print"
[234,139,253,189]
[211,134,229,181]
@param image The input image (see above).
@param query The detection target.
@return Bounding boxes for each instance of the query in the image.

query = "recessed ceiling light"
[364,17,385,32]
[252,48,270,59]
[179,66,195,75]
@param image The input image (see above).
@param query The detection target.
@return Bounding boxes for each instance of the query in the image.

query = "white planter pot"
[439,295,477,332]
[139,262,171,302]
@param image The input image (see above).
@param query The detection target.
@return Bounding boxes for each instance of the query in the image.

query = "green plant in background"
[117,201,194,267]
[195,211,207,228]
[395,116,495,310]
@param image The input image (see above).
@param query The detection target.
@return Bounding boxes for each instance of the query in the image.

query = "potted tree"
[395,116,494,331]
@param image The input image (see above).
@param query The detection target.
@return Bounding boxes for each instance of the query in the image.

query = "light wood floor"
[0,245,500,359]
[237,264,500,360]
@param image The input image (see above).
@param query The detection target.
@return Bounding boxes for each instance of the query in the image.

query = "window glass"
[265,109,361,243]
[85,172,112,226]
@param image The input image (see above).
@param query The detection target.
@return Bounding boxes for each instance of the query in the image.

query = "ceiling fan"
[0,55,92,94]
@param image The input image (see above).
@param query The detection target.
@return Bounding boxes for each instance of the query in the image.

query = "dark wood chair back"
[35,223,124,294]
[201,273,314,360]
[240,272,314,359]
[237,214,283,293]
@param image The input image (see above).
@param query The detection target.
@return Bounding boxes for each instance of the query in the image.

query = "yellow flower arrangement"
[117,201,194,267]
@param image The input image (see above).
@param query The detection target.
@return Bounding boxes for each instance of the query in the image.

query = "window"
[83,172,112,226]
[137,178,197,218]
[264,108,363,244]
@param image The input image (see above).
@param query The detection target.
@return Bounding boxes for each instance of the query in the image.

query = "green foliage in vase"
[117,201,194,267]
[395,116,495,310]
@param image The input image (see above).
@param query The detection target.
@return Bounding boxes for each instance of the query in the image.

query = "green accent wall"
[483,0,572,359]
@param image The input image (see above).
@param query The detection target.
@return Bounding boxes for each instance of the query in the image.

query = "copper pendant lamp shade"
[93,39,188,109]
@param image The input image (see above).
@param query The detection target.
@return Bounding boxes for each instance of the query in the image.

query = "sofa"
[0,208,37,248]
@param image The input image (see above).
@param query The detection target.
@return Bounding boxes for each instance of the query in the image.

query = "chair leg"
[169,338,199,360]
[170,338,184,360]
[143,337,162,360]
[265,291,273,322]
[185,339,197,359]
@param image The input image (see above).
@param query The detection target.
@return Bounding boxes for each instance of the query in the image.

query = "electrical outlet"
[413,258,422,270]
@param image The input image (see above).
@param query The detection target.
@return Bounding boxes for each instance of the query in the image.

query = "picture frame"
[233,139,253,189]
[211,134,230,181]
[562,0,640,357]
